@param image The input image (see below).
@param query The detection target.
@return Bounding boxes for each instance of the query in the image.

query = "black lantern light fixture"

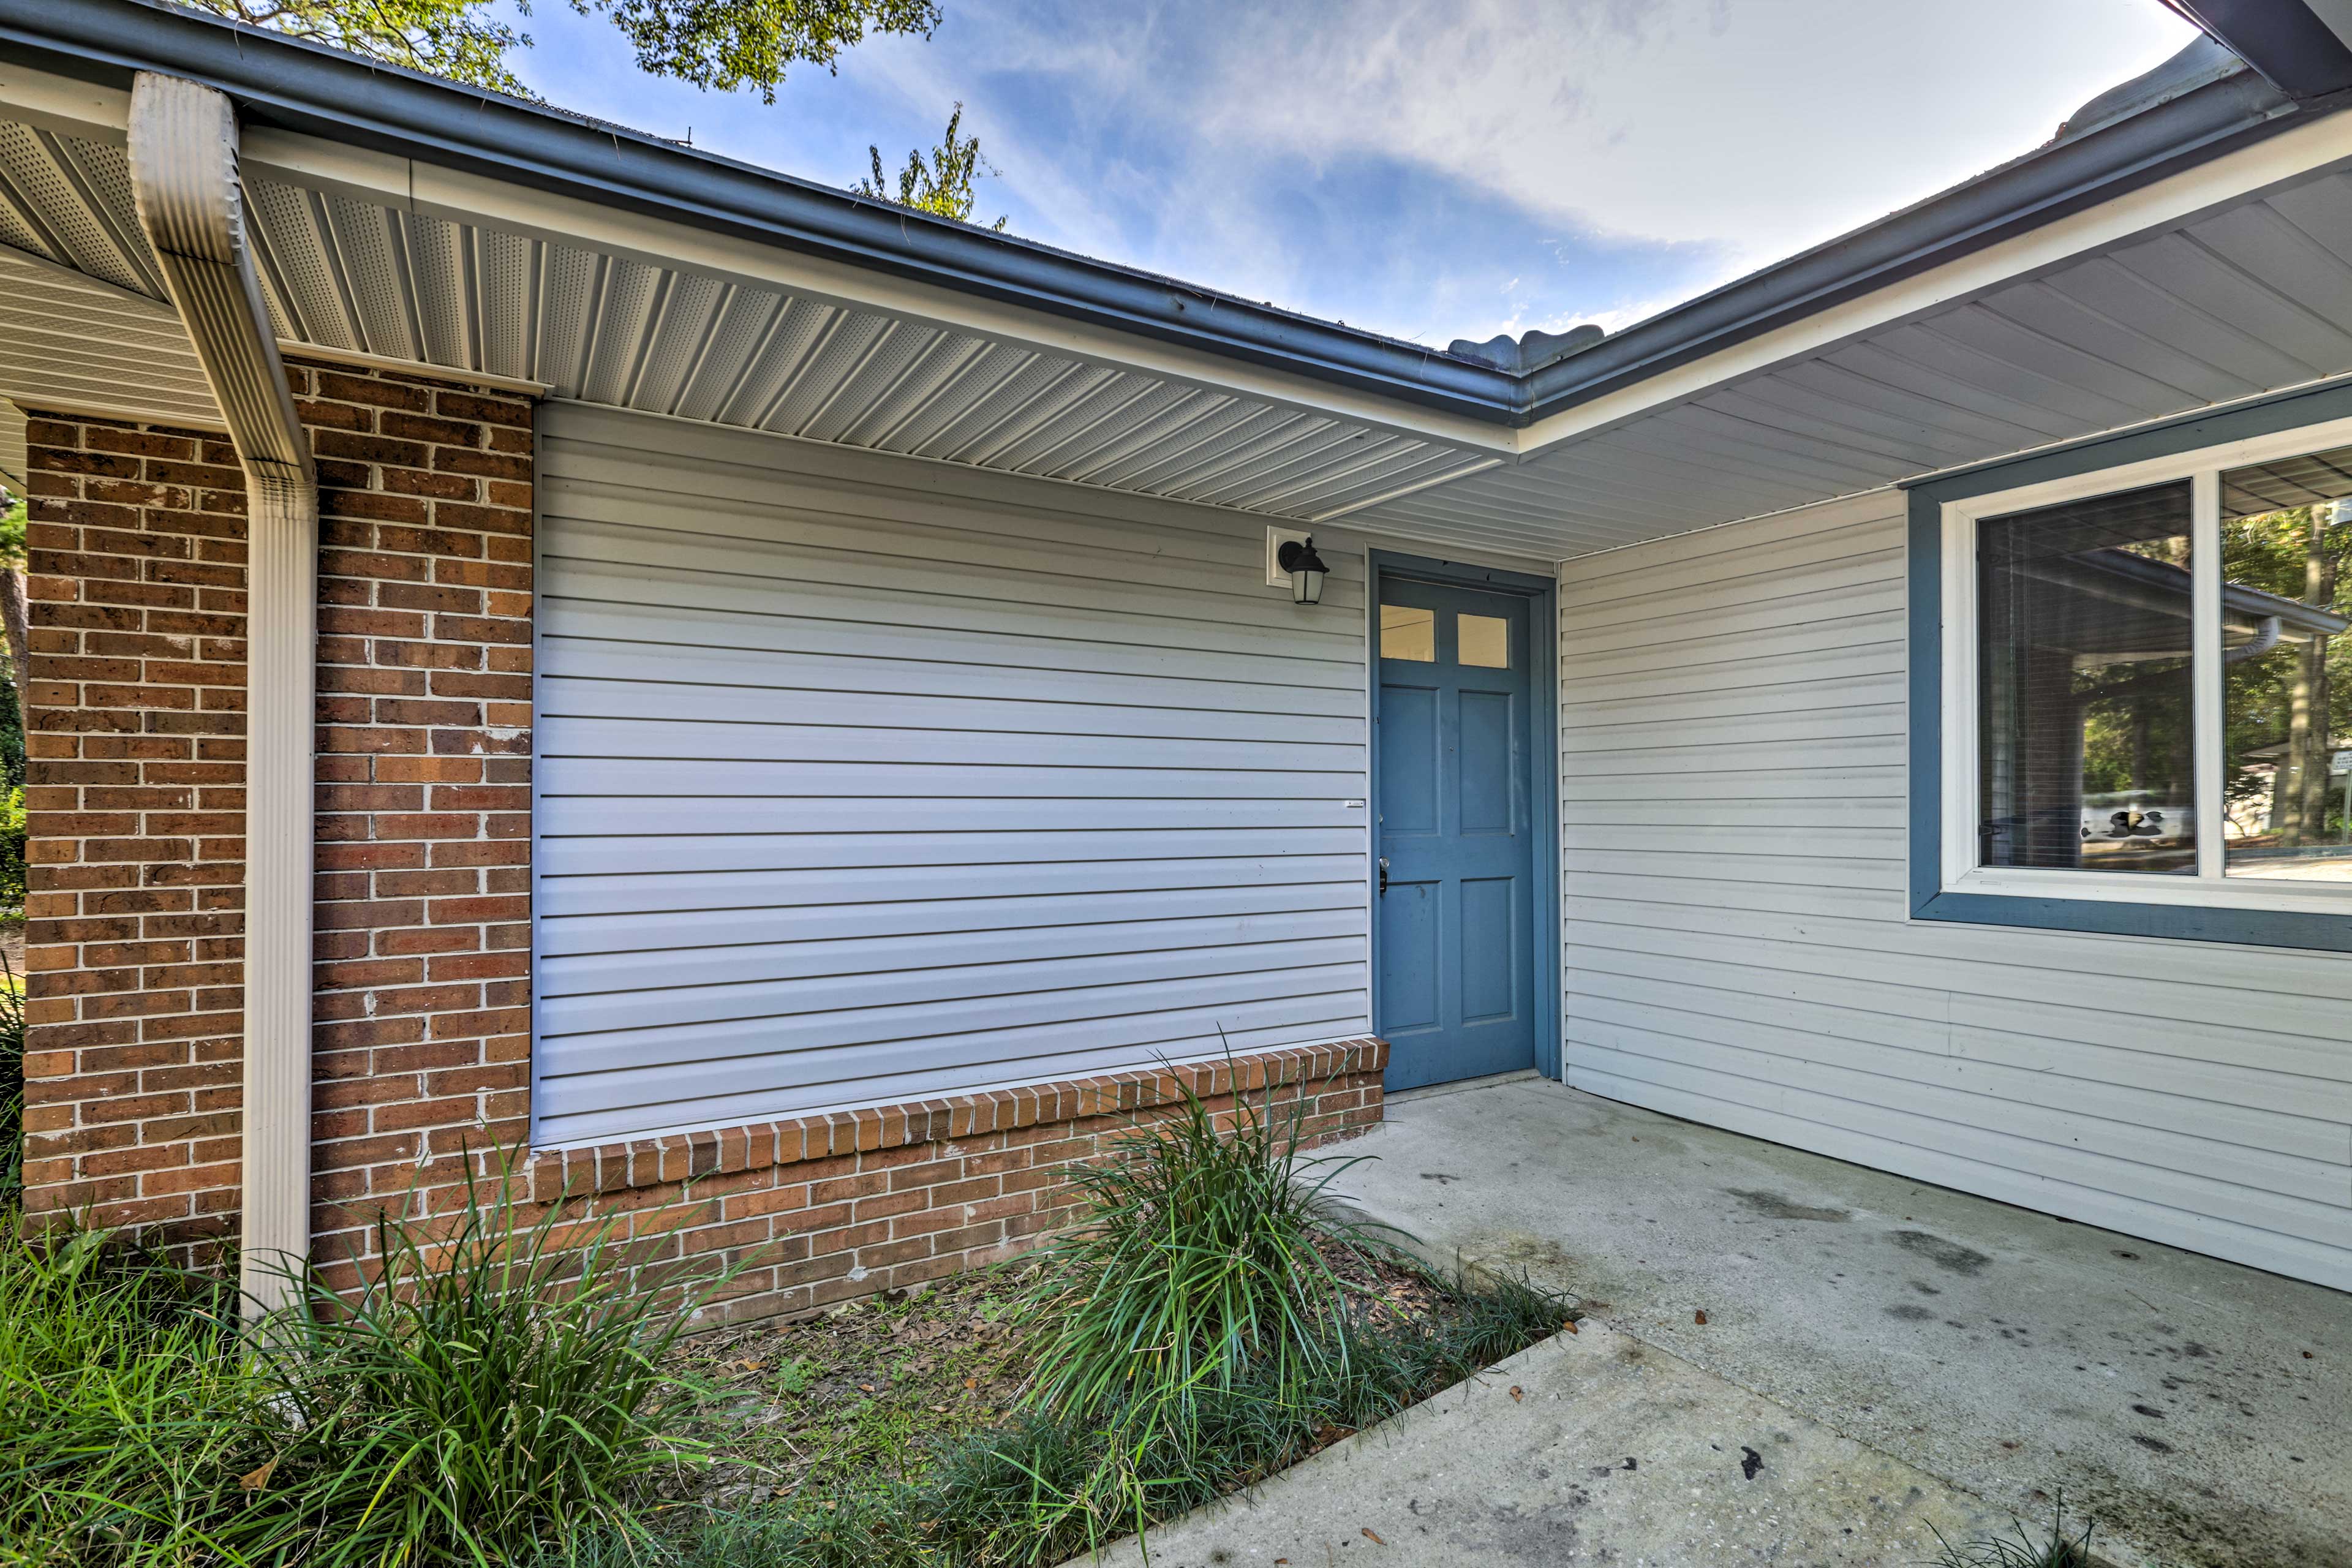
[1276,534,1329,605]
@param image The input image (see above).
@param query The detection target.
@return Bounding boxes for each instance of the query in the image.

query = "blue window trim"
[1366,550,1562,1079]
[1906,377,2352,952]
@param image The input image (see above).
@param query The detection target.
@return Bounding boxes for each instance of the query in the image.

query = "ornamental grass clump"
[1,1152,729,1566]
[1022,1069,1394,1426]
[1006,1069,1406,1550]
[232,1157,725,1566]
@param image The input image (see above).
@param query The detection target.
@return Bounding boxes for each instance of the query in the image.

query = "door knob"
[1378,856,1389,895]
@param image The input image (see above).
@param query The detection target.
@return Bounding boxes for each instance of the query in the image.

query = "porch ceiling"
[0,115,1498,526]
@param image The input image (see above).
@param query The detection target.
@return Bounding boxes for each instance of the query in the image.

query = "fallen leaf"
[859,1384,876,1392]
[1562,1319,1578,1335]
[964,1376,978,1389]
[237,1457,277,1493]
[1694,1310,1708,1325]
[1362,1528,1385,1545]
[1509,1385,1523,1402]
[2305,1351,2315,1359]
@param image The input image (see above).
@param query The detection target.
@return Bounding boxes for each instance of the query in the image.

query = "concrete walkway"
[1085,1076,2351,1568]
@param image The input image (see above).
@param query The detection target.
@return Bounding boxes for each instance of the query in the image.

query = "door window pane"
[1381,604,1435,662]
[1978,481,2196,873]
[1458,613,1509,668]
[2222,447,2352,881]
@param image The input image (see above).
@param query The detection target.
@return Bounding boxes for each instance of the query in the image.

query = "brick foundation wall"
[530,1040,1385,1326]
[17,366,1387,1319]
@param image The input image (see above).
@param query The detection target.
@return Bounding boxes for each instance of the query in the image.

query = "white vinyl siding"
[1556,489,2352,1291]
[533,404,1371,1148]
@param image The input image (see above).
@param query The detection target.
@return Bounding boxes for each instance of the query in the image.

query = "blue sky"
[494,0,2199,349]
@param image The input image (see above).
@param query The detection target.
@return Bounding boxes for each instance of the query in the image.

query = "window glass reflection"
[1381,604,1435,662]
[1978,481,2196,873]
[2222,448,2352,881]
[1458,614,1508,668]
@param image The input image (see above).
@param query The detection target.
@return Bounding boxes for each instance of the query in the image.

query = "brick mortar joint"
[528,1038,1390,1201]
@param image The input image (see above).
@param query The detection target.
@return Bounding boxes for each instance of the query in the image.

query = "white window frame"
[1940,409,2352,915]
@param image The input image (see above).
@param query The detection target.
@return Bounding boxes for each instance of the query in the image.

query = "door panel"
[1459,876,1515,1020]
[1458,690,1512,833]
[1374,578,1537,1090]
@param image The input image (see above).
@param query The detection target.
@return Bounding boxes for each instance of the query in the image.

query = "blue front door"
[1374,577,1537,1090]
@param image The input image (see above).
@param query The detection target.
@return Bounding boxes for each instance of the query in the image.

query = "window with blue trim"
[1919,400,2352,948]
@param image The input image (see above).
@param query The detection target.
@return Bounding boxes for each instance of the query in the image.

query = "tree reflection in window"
[2222,448,2352,880]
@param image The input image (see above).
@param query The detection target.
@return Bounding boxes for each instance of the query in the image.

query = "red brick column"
[296,362,535,1284]
[18,414,250,1259]
[17,361,535,1274]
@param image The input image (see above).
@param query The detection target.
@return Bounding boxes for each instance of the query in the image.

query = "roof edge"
[0,0,1525,421]
[1520,48,2329,426]
[4,1,2346,433]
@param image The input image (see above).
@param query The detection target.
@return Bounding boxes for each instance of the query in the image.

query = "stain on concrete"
[1437,1498,1588,1565]
[1885,1304,1937,1322]
[1740,1446,1765,1480]
[1726,1188,1852,1223]
[2064,1456,2352,1568]
[1466,1231,1581,1286]
[1891,1229,1992,1276]
[1907,1280,1942,1295]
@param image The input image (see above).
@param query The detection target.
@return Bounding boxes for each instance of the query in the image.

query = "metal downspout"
[127,74,316,1317]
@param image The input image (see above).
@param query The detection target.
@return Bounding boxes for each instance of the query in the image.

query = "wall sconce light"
[1276,535,1329,605]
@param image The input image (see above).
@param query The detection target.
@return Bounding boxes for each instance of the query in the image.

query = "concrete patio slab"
[1076,1316,2011,1567]
[1316,1076,2352,1568]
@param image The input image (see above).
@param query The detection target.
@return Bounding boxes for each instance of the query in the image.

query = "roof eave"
[0,0,1527,422]
[1518,63,2335,426]
[5,0,2347,435]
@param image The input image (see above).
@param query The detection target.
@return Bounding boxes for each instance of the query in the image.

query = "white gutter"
[127,73,315,1317]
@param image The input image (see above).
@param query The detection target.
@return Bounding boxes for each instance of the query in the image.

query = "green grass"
[1931,1495,2099,1568]
[1,1155,731,1567]
[2,1074,1574,1568]
[1,945,23,1200]
[0,1222,253,1567]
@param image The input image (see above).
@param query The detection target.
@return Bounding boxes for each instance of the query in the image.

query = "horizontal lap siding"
[534,405,1370,1147]
[1556,491,2352,1290]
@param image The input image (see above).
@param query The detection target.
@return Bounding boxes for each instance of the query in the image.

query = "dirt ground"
[663,1244,1478,1510]
[668,1264,1041,1507]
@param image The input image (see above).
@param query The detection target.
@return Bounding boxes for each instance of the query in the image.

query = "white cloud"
[508,0,2204,342]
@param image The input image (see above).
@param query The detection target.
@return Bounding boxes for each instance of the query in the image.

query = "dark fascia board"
[2165,0,2352,99]
[0,0,2339,432]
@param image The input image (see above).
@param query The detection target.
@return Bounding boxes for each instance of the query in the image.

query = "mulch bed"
[666,1243,1468,1509]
